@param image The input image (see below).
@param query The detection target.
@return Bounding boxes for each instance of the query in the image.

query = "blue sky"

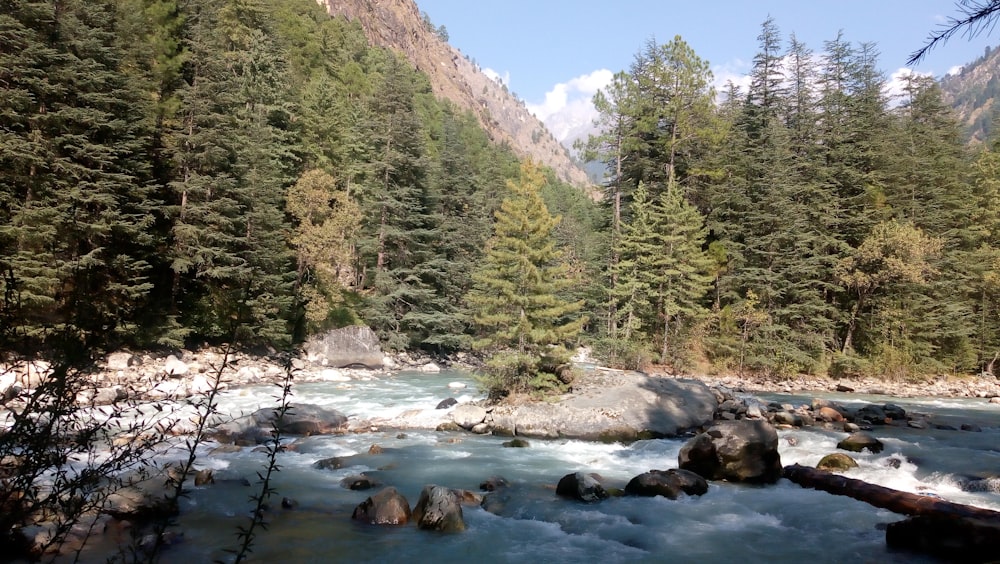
[416,1,997,147]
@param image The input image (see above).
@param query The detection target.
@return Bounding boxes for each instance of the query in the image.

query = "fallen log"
[782,463,1000,522]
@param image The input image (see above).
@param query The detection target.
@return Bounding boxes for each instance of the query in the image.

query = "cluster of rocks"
[344,418,781,535]
[350,485,470,532]
[699,371,1000,401]
[712,385,988,434]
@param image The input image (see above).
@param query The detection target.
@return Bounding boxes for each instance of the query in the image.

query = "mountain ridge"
[316,0,592,188]
[940,44,1000,145]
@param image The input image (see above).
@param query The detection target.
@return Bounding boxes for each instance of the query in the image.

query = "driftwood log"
[782,463,1000,521]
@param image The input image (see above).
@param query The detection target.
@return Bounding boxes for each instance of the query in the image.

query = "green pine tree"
[167,0,296,346]
[467,160,587,396]
[646,183,715,365]
[0,0,157,351]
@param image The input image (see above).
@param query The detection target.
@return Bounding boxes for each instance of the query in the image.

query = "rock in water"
[678,420,783,484]
[886,515,1000,561]
[412,485,465,532]
[624,469,708,499]
[351,487,411,526]
[451,404,487,429]
[836,431,884,454]
[816,453,859,471]
[436,397,458,409]
[556,472,608,502]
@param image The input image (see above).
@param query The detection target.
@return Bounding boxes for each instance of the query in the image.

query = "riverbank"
[680,369,1000,401]
[3,347,999,412]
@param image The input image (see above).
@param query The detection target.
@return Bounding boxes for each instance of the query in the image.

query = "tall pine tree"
[467,161,587,396]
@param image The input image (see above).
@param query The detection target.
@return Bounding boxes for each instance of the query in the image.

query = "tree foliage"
[2,2,997,386]
[467,161,587,395]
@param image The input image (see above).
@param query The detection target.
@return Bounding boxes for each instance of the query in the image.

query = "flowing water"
[96,370,1000,563]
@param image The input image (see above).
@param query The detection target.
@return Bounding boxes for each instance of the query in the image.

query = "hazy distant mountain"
[316,0,592,188]
[940,45,1000,145]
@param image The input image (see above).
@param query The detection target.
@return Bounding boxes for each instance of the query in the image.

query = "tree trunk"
[661,313,669,362]
[986,351,998,377]
[783,464,1000,522]
[842,292,865,353]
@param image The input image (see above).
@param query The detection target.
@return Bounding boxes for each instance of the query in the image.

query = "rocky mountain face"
[316,0,591,188]
[940,45,1000,145]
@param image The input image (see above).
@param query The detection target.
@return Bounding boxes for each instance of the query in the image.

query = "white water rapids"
[80,370,1000,563]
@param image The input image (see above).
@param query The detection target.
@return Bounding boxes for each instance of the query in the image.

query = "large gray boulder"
[412,485,465,532]
[252,404,348,435]
[304,326,384,369]
[487,371,718,441]
[678,420,783,484]
[210,403,348,444]
[452,404,487,429]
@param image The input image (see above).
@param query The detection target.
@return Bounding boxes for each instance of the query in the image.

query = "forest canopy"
[3,1,1000,383]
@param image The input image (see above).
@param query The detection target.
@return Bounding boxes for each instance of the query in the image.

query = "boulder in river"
[556,472,609,502]
[836,431,884,454]
[479,476,510,492]
[487,372,717,440]
[304,326,384,369]
[351,486,411,526]
[886,515,1000,561]
[678,420,783,484]
[816,453,859,472]
[436,398,458,410]
[210,404,347,444]
[341,474,380,490]
[624,469,708,499]
[412,485,465,532]
[451,404,487,429]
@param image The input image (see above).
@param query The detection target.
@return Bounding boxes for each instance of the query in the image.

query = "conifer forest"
[5,0,1000,385]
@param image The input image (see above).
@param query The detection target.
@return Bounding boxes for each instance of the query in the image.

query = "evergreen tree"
[579,71,635,335]
[419,106,517,351]
[646,183,715,364]
[623,36,716,194]
[878,73,977,371]
[705,20,836,374]
[167,0,296,345]
[356,54,440,350]
[968,139,1000,373]
[0,0,157,349]
[467,161,587,396]
[608,183,658,342]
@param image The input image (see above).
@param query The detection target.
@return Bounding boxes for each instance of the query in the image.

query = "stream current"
[101,370,1000,562]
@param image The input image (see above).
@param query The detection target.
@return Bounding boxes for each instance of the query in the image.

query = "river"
[95,369,1000,563]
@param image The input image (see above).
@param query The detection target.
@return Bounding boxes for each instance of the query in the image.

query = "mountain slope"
[940,45,1000,145]
[316,0,591,188]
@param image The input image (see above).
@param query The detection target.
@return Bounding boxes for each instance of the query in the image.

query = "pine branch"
[908,0,1000,64]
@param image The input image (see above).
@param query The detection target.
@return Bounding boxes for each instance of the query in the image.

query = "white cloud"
[527,69,613,121]
[482,67,510,87]
[885,67,934,104]
[946,65,964,76]
[711,59,752,98]
[527,69,614,152]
